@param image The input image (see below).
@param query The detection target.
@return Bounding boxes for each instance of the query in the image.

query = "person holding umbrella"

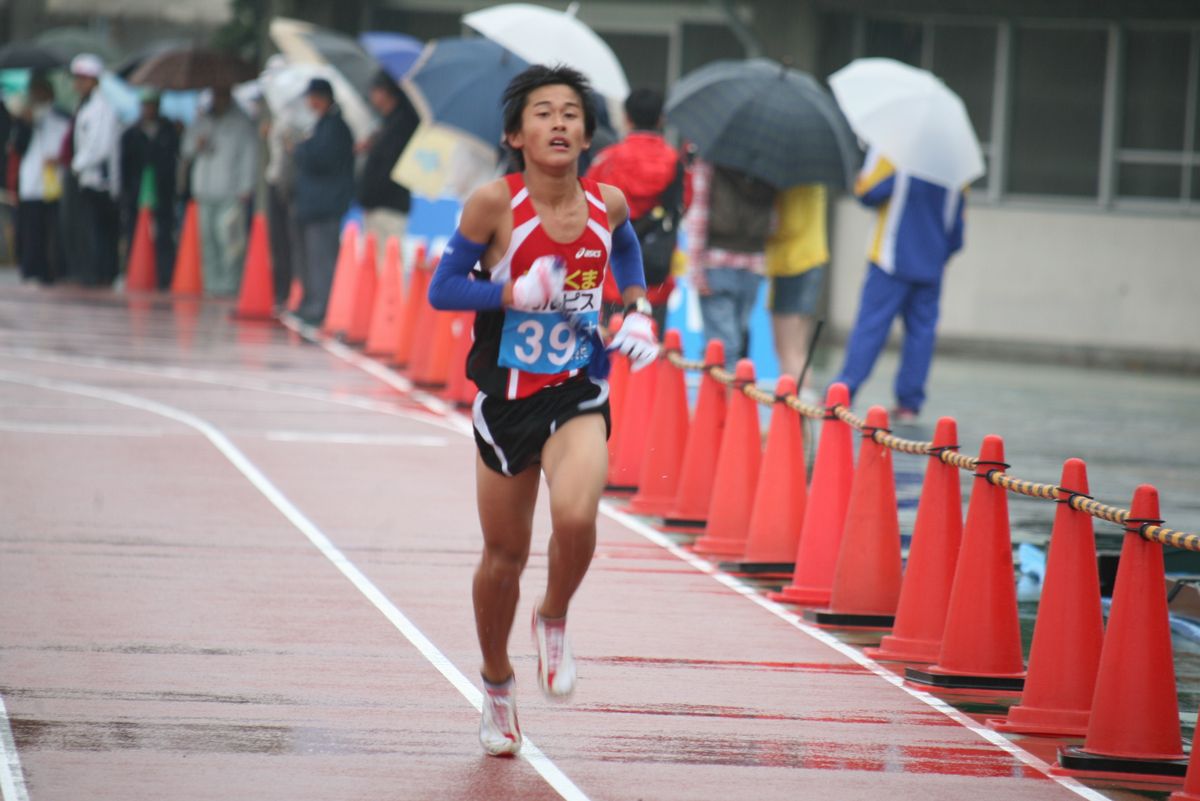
[356,70,419,267]
[427,64,657,757]
[831,146,965,421]
[120,88,180,290]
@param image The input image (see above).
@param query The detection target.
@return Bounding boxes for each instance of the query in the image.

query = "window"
[1116,29,1194,200]
[817,13,856,81]
[370,9,461,41]
[680,22,744,77]
[1008,26,1107,197]
[931,23,997,189]
[864,19,923,67]
[601,32,669,95]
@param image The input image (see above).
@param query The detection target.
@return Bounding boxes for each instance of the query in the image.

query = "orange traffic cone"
[1058,484,1186,779]
[626,330,690,517]
[606,341,658,492]
[365,236,405,356]
[125,207,157,292]
[866,417,964,663]
[233,213,275,321]
[170,201,203,296]
[442,312,478,407]
[605,314,628,469]
[991,458,1104,736]
[663,339,726,531]
[769,382,855,607]
[346,232,378,344]
[407,255,442,381]
[1173,749,1200,800]
[414,310,455,388]
[725,373,808,572]
[906,435,1026,691]
[805,406,902,628]
[394,246,429,367]
[322,222,360,338]
[692,359,762,556]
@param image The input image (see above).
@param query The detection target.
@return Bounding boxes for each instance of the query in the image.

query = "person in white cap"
[69,53,122,287]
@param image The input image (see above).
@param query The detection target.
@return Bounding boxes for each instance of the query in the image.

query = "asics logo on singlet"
[575,247,602,259]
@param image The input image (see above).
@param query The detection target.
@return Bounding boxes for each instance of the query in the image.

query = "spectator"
[357,70,418,268]
[831,146,965,421]
[182,86,257,296]
[586,87,691,337]
[291,78,354,326]
[120,89,179,290]
[14,74,69,285]
[765,184,828,395]
[263,108,305,310]
[69,53,122,287]
[684,158,776,369]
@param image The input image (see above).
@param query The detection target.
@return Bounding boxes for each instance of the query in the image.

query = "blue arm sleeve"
[427,230,504,311]
[609,218,646,293]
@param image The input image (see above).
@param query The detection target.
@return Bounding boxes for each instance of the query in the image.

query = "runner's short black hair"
[501,64,597,169]
[624,88,663,131]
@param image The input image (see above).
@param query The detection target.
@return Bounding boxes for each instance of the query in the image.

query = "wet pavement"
[0,277,1197,800]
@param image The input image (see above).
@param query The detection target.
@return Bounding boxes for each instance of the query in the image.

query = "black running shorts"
[472,377,611,476]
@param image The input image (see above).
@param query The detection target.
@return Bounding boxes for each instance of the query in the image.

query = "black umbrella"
[665,58,861,189]
[0,43,68,70]
[127,47,256,90]
[114,38,193,79]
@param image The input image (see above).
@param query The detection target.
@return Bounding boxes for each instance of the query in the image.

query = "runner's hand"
[510,256,566,311]
[607,312,659,372]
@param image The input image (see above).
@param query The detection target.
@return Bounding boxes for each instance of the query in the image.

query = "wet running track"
[0,286,1139,800]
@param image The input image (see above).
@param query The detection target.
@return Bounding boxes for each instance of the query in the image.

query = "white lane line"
[0,347,465,435]
[265,431,448,446]
[598,502,1112,801]
[0,369,591,801]
[0,421,164,437]
[0,695,30,801]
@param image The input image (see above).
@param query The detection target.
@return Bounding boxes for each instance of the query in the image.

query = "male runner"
[428,65,659,756]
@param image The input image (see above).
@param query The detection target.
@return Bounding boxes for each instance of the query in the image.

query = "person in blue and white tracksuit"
[832,146,965,421]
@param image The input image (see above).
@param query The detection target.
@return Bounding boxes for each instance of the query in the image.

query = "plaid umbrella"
[665,58,860,190]
[127,48,256,90]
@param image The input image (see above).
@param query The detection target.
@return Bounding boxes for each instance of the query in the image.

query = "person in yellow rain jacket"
[831,147,965,421]
[765,183,828,397]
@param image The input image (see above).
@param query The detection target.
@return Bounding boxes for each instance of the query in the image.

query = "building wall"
[828,197,1200,368]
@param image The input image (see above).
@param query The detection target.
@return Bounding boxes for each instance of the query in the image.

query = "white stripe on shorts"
[579,377,609,410]
[472,391,512,476]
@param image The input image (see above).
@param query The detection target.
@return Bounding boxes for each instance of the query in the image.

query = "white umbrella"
[829,58,984,188]
[463,2,630,100]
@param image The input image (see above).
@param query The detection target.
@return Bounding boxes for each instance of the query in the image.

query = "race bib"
[498,307,598,374]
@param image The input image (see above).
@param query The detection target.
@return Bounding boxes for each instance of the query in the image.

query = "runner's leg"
[538,413,608,618]
[474,453,540,684]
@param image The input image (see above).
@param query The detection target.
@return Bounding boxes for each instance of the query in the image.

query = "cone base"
[626,494,676,517]
[692,535,749,557]
[605,483,638,494]
[1057,746,1187,780]
[986,706,1090,737]
[718,560,794,575]
[905,665,1025,692]
[865,635,942,664]
[768,585,831,607]
[802,608,895,630]
[661,516,706,531]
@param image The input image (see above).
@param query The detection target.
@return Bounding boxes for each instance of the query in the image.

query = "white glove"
[607,311,659,372]
[510,255,565,311]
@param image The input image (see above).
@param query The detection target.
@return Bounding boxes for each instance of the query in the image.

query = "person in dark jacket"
[120,90,179,289]
[358,70,418,267]
[291,78,354,326]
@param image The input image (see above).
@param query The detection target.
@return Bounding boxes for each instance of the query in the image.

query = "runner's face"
[509,85,590,169]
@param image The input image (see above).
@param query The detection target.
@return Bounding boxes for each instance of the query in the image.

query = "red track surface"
[0,288,1119,800]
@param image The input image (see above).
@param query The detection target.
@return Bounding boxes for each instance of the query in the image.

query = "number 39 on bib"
[498,309,596,374]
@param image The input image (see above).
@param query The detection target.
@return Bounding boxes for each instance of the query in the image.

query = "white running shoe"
[479,678,522,756]
[532,607,576,699]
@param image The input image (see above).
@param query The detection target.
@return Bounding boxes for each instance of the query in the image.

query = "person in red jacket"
[586,88,691,337]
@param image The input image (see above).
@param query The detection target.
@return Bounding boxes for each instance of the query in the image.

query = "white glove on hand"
[510,256,566,311]
[607,311,659,372]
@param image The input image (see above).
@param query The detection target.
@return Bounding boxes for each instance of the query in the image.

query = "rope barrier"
[661,348,1198,551]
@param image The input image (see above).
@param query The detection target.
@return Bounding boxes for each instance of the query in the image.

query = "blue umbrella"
[665,58,861,189]
[358,32,422,81]
[402,37,529,151]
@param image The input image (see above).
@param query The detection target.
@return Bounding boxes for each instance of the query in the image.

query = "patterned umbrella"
[127,47,256,90]
[665,58,860,190]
